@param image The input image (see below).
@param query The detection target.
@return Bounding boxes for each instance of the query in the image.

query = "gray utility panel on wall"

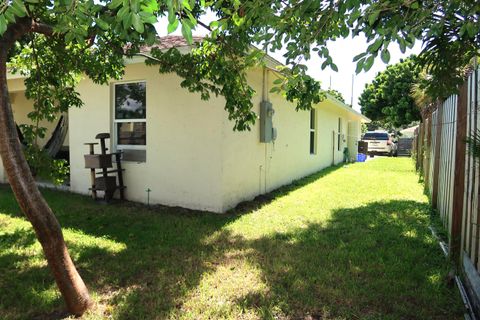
[260,101,277,143]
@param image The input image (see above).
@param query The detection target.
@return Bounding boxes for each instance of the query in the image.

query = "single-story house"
[3,36,369,213]
[400,125,419,138]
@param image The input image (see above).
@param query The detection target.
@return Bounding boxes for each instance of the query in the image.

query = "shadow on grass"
[228,200,463,319]
[0,164,344,319]
[231,163,344,215]
[0,228,62,319]
[106,200,462,319]
[0,163,463,319]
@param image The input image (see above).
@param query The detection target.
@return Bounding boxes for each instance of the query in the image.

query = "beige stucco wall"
[11,92,62,147]
[0,85,67,183]
[69,62,225,212]
[219,69,364,211]
[0,81,28,182]
[5,61,366,213]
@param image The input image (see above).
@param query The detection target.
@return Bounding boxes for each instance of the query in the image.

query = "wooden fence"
[414,67,479,314]
[431,95,458,233]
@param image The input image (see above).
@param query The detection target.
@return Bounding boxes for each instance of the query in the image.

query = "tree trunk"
[0,26,91,316]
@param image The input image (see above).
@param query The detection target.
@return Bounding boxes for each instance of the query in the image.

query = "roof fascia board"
[324,93,371,123]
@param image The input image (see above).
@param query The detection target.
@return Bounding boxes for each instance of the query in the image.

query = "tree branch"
[0,18,55,47]
[30,21,54,36]
[133,52,162,63]
[197,19,212,32]
[86,34,96,48]
[0,18,31,45]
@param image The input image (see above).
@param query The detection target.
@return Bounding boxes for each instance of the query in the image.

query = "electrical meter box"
[260,101,276,143]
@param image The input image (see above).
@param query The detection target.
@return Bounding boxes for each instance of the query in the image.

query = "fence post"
[451,81,468,266]
[417,122,424,174]
[424,113,433,191]
[431,102,443,209]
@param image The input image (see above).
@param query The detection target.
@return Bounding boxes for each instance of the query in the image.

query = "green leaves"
[139,11,157,24]
[380,49,390,64]
[398,38,406,54]
[0,15,7,36]
[0,0,33,35]
[270,77,284,93]
[110,0,159,35]
[132,13,144,33]
[359,56,422,128]
[141,0,159,13]
[167,19,179,33]
[182,0,192,11]
[95,18,109,31]
[0,0,30,35]
[363,56,375,72]
[10,0,27,18]
[1,0,476,134]
[459,21,477,39]
[181,22,192,44]
[368,38,383,53]
[108,0,123,9]
[466,129,480,160]
[353,52,367,62]
[368,10,380,26]
[326,89,346,104]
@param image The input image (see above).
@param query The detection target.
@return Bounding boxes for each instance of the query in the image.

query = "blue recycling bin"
[357,153,367,162]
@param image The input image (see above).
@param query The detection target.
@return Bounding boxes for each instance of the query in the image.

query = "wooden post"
[417,122,424,173]
[84,143,98,200]
[451,81,468,266]
[412,129,418,161]
[431,102,443,209]
[415,125,419,170]
[424,114,433,191]
[114,152,125,200]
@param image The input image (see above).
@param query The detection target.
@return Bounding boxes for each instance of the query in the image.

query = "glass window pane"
[117,122,146,145]
[310,109,315,129]
[310,131,315,154]
[115,82,146,119]
[363,133,389,140]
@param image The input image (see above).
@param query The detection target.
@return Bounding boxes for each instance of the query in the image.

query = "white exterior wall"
[220,68,365,211]
[5,62,366,213]
[11,92,60,147]
[0,78,69,184]
[69,62,225,212]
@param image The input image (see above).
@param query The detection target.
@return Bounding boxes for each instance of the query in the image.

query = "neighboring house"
[400,125,419,138]
[3,36,369,213]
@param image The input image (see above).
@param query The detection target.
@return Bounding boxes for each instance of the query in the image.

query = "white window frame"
[310,108,317,155]
[112,80,147,152]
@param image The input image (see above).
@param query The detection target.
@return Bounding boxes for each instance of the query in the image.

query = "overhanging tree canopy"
[1,0,479,316]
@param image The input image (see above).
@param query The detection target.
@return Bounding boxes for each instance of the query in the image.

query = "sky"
[155,17,423,113]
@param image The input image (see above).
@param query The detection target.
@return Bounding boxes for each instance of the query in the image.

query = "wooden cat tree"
[84,133,126,202]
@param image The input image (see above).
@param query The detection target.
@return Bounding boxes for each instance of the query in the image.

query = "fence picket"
[413,67,478,312]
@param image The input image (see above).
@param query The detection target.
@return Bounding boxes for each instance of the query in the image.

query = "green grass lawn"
[0,158,464,319]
